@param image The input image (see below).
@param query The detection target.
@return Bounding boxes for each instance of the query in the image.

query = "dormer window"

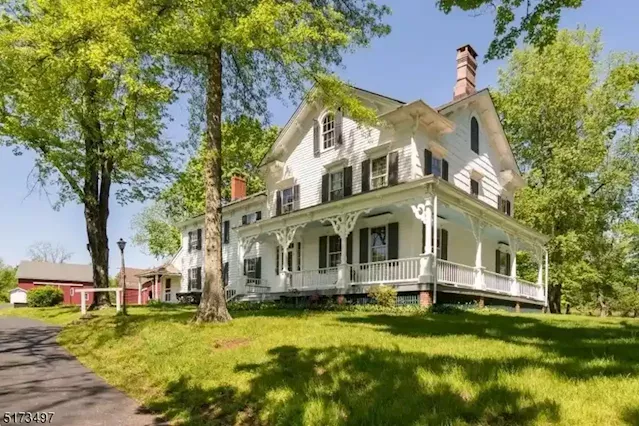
[322,113,335,150]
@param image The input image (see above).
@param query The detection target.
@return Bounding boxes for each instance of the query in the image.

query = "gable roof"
[17,261,93,283]
[115,267,152,289]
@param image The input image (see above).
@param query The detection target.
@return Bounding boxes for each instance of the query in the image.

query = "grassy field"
[2,305,638,425]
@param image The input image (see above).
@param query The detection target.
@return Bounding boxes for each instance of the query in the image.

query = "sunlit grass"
[3,305,638,425]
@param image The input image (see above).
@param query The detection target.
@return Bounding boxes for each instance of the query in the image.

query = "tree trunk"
[86,203,111,307]
[548,283,562,313]
[195,45,232,323]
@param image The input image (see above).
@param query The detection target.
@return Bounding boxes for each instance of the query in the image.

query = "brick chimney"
[230,175,247,201]
[453,44,478,100]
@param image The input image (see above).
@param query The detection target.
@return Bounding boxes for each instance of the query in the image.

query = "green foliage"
[0,259,17,303]
[27,286,64,307]
[367,285,398,308]
[437,0,584,61]
[495,29,638,313]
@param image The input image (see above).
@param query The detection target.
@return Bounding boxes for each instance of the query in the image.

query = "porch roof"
[136,264,180,278]
[235,175,549,246]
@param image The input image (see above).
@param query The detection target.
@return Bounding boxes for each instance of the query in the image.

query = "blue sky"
[0,0,637,274]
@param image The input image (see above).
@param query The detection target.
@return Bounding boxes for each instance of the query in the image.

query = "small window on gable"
[322,113,335,150]
[471,117,479,154]
[470,179,479,198]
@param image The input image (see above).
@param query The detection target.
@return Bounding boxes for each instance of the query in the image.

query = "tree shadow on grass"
[146,344,561,426]
[336,312,639,380]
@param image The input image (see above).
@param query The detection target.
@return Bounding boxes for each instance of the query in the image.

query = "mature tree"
[152,0,390,322]
[495,29,638,313]
[0,259,17,303]
[132,116,278,259]
[0,0,174,306]
[27,241,73,263]
[437,0,583,60]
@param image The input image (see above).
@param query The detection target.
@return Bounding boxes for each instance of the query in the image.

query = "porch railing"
[517,278,541,299]
[352,257,421,285]
[483,270,512,294]
[225,288,238,301]
[290,267,339,290]
[246,278,270,294]
[437,259,475,287]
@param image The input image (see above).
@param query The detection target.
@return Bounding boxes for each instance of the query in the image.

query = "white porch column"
[137,277,142,305]
[534,245,544,301]
[115,289,121,312]
[154,274,159,300]
[544,248,549,309]
[507,234,519,296]
[325,210,367,287]
[271,224,305,289]
[411,191,434,283]
[432,194,438,304]
[238,236,257,294]
[469,216,486,289]
[81,291,87,315]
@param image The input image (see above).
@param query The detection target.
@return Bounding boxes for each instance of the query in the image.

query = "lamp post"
[117,238,127,315]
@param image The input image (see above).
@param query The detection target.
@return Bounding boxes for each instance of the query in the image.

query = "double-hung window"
[328,235,341,268]
[432,156,442,177]
[370,226,388,262]
[188,267,202,291]
[497,251,510,275]
[371,156,388,189]
[282,187,295,214]
[322,113,335,150]
[329,170,343,200]
[245,258,257,279]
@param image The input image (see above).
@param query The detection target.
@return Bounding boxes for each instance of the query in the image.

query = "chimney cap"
[456,44,478,59]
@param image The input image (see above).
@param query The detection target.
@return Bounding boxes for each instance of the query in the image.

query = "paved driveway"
[0,317,163,425]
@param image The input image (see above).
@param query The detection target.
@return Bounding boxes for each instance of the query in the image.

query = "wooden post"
[81,291,87,315]
[115,289,121,312]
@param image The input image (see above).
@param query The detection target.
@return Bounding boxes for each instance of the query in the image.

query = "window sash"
[432,157,442,177]
[328,235,341,268]
[498,252,510,275]
[371,156,387,189]
[329,171,343,200]
[282,187,295,213]
[470,179,479,197]
[370,226,388,262]
[322,114,335,149]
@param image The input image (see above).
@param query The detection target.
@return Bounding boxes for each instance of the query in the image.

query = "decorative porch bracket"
[270,224,305,289]
[506,233,519,296]
[468,215,486,289]
[411,192,435,283]
[323,209,369,287]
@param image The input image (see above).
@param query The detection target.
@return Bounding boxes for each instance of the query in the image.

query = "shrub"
[175,292,201,305]
[27,286,64,307]
[367,285,397,308]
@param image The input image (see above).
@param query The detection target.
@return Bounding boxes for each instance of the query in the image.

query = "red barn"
[16,261,94,305]
[115,267,154,305]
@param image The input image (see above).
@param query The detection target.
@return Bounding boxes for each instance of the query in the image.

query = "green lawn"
[2,305,638,425]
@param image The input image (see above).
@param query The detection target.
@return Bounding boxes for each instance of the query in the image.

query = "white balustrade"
[290,267,339,290]
[352,258,420,285]
[437,259,475,287]
[483,270,512,294]
[517,278,542,300]
[225,288,237,301]
[246,278,270,294]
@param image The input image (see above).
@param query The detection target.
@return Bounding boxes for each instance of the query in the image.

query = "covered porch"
[137,264,181,303]
[235,176,549,306]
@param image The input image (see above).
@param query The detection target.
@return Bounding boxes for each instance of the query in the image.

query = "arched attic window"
[470,117,479,154]
[322,113,335,150]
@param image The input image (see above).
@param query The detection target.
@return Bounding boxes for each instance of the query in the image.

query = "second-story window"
[470,179,479,198]
[242,211,262,225]
[282,187,295,214]
[371,155,388,189]
[500,198,512,216]
[329,170,343,200]
[432,156,442,177]
[322,113,335,150]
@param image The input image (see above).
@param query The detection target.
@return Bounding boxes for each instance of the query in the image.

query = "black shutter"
[223,262,229,286]
[318,236,327,269]
[424,149,432,175]
[495,250,501,273]
[471,117,479,154]
[388,151,399,185]
[422,224,426,254]
[241,215,248,225]
[196,229,202,250]
[442,159,449,181]
[506,253,511,276]
[275,246,280,275]
[346,232,353,264]
[507,200,511,216]
[188,231,193,253]
[335,107,343,146]
[196,267,202,290]
[223,221,230,243]
[243,259,248,276]
[256,211,262,221]
[497,195,502,212]
[441,229,448,260]
[313,119,320,157]
[293,185,300,210]
[321,174,329,203]
[343,166,352,197]
[255,257,262,279]
[275,190,282,216]
[361,159,370,193]
[388,222,399,260]
[359,228,369,264]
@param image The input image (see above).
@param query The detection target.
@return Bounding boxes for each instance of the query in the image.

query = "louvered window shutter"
[313,119,320,157]
[255,257,262,279]
[196,229,202,250]
[442,159,449,181]
[424,149,432,175]
[275,191,282,216]
[359,228,369,264]
[188,231,193,253]
[318,236,328,269]
[441,229,448,260]
[388,151,399,185]
[361,159,370,193]
[388,222,399,260]
[321,174,329,203]
[335,107,343,146]
[343,166,352,197]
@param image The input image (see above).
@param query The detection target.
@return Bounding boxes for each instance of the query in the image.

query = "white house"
[159,45,549,310]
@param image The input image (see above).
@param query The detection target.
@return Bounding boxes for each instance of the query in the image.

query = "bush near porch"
[1,306,637,425]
